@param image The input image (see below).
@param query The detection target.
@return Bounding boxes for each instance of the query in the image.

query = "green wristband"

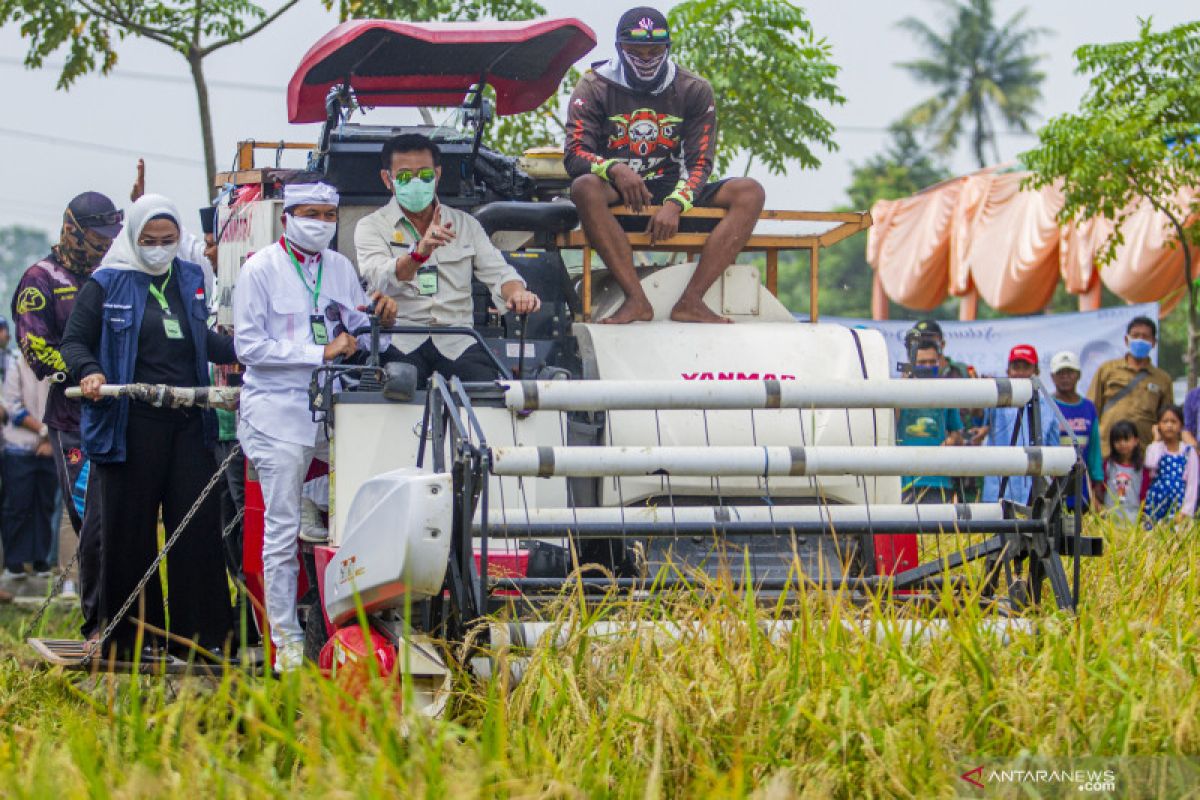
[591,159,619,181]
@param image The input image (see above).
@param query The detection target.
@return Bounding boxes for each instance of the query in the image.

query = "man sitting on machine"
[563,6,765,325]
[356,133,541,385]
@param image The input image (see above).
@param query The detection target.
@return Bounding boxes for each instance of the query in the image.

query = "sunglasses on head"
[72,209,124,228]
[394,168,436,185]
[626,28,669,40]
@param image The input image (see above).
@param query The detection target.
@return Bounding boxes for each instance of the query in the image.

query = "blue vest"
[81,259,215,463]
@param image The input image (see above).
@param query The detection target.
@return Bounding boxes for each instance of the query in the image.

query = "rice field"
[1,515,1198,798]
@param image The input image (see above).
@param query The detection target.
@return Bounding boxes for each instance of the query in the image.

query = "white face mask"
[286,215,337,253]
[139,243,178,275]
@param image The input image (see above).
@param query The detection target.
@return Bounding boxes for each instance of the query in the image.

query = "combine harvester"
[30,20,1102,705]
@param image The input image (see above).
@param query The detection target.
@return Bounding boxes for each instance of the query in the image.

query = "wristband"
[409,246,431,265]
[38,425,49,439]
[665,182,694,214]
[590,159,619,182]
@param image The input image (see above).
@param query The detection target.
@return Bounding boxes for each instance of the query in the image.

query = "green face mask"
[394,177,437,213]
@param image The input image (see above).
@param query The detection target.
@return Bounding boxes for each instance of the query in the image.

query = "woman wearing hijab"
[61,194,236,660]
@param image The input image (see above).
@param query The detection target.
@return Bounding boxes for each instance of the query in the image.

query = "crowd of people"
[0,6,740,673]
[898,316,1197,524]
[0,5,1187,673]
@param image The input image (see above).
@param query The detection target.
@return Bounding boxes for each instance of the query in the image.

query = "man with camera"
[897,335,963,504]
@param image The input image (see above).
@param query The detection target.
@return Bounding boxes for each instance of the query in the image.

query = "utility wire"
[0,55,278,94]
[0,125,204,167]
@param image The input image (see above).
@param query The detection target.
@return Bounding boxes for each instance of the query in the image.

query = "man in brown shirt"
[1088,315,1174,457]
[564,6,765,325]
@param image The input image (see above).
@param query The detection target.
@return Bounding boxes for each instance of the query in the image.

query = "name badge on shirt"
[162,317,184,340]
[310,315,330,345]
[417,264,439,297]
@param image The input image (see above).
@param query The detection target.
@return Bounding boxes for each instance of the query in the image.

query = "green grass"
[1,516,1198,798]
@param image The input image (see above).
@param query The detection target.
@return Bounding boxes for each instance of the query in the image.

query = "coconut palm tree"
[896,0,1047,168]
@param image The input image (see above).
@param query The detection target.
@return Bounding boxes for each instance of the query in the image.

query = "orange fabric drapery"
[866,165,1197,317]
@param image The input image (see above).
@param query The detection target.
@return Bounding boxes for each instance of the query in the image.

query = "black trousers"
[393,340,501,387]
[48,427,102,637]
[94,408,233,655]
[0,450,56,572]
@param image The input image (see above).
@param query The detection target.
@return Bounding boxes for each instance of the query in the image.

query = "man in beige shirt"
[355,133,540,385]
[1087,315,1173,457]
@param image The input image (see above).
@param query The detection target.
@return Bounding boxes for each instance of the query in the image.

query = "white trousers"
[238,420,327,649]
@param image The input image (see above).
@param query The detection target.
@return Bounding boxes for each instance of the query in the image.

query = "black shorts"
[646,177,729,208]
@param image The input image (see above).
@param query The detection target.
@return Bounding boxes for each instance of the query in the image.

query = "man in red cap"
[973,344,1061,504]
[563,6,766,324]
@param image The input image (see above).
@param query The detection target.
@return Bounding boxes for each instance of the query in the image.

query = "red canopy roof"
[287,19,596,124]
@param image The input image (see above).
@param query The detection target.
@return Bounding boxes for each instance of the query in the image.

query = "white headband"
[283,182,340,209]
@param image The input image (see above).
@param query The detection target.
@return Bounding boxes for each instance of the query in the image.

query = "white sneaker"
[273,641,305,674]
[298,498,329,544]
[0,570,26,595]
[55,579,79,603]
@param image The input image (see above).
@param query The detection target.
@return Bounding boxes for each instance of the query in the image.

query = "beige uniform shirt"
[355,199,524,359]
[1088,357,1174,457]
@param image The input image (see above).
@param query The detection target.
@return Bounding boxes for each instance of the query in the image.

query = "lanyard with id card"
[400,217,439,297]
[284,241,329,344]
[147,265,184,339]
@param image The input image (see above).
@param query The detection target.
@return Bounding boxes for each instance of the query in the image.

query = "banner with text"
[827,304,1160,395]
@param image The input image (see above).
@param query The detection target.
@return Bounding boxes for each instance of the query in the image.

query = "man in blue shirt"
[897,337,963,503]
[977,344,1061,505]
[1050,350,1104,507]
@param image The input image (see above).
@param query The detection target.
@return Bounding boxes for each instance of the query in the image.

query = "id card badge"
[417,264,439,297]
[310,315,330,345]
[162,316,184,340]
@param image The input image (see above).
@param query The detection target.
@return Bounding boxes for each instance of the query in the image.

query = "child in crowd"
[1144,405,1199,523]
[1099,421,1149,523]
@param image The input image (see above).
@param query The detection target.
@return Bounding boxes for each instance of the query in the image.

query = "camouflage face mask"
[52,209,113,274]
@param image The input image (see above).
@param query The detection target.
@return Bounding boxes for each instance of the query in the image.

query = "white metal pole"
[501,379,1033,412]
[489,445,1076,478]
[477,502,1006,528]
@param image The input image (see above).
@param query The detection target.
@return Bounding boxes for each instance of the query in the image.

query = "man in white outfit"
[233,177,396,672]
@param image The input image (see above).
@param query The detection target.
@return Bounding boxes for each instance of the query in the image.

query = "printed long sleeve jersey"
[564,63,717,211]
[12,255,87,432]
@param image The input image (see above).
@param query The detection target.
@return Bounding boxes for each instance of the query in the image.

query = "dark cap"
[67,191,123,238]
[913,318,943,337]
[199,206,217,236]
[617,7,670,44]
[0,316,8,329]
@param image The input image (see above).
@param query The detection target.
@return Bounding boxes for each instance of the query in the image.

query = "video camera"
[896,328,942,379]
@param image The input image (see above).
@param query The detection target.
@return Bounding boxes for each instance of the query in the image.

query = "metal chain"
[26,545,82,632]
[81,443,243,665]
[27,484,246,635]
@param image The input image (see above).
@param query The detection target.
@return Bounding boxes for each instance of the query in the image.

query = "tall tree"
[896,0,1046,168]
[482,0,843,177]
[0,0,303,195]
[327,0,542,20]
[668,0,843,176]
[1022,20,1200,385]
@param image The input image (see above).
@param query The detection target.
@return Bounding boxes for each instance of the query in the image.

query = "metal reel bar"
[501,378,1032,412]
[489,445,1076,478]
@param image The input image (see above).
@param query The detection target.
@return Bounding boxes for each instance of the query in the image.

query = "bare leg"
[670,178,766,324]
[571,174,654,324]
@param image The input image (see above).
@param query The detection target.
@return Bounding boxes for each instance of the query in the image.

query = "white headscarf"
[98,193,181,276]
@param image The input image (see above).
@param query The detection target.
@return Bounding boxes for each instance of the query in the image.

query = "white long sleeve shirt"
[355,199,524,359]
[233,239,376,446]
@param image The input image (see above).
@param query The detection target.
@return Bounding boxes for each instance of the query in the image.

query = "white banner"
[827,304,1160,396]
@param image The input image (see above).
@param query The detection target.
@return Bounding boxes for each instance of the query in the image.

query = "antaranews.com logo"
[961,765,1116,794]
[957,757,1199,798]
